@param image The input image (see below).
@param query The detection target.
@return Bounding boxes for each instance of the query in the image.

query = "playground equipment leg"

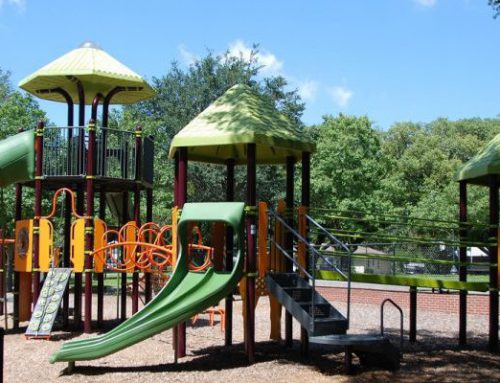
[120,273,127,321]
[97,274,104,327]
[409,287,417,343]
[459,290,467,345]
[74,274,82,329]
[225,158,234,347]
[1,327,4,383]
[13,183,22,329]
[284,156,294,349]
[488,176,499,352]
[344,345,353,375]
[132,273,139,314]
[458,181,467,346]
[145,189,153,304]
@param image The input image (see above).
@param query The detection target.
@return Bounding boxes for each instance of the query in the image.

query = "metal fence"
[42,126,138,180]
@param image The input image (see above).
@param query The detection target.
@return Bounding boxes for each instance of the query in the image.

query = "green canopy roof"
[169,84,315,165]
[456,133,500,185]
[18,42,155,105]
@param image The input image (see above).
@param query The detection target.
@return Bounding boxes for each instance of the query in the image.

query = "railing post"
[131,125,142,315]
[225,158,235,346]
[84,119,96,333]
[33,121,44,308]
[300,151,310,357]
[409,286,417,343]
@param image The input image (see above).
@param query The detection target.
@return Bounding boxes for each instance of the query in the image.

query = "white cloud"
[177,44,198,66]
[414,0,436,7]
[0,0,26,11]
[297,80,319,102]
[328,86,353,108]
[227,40,283,75]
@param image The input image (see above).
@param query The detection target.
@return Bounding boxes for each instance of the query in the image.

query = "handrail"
[380,298,404,350]
[268,208,353,329]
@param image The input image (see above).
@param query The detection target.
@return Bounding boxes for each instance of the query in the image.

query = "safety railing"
[268,208,353,330]
[41,126,153,182]
[380,298,404,350]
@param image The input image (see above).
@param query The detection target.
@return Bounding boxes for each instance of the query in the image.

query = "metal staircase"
[266,208,401,372]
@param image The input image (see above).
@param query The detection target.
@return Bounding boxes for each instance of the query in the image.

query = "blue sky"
[0,0,499,129]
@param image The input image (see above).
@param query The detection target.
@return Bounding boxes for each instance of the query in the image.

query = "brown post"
[145,189,153,303]
[285,156,294,348]
[225,158,235,346]
[97,188,106,328]
[300,152,310,357]
[459,181,467,345]
[489,175,499,351]
[84,116,98,333]
[13,183,22,329]
[409,286,417,342]
[32,121,44,307]
[246,143,257,364]
[121,192,129,321]
[131,125,142,315]
[172,151,179,356]
[74,186,84,329]
[176,147,188,359]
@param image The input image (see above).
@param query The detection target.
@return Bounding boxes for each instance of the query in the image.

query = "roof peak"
[79,41,102,50]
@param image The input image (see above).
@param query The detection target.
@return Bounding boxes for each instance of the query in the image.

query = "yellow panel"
[93,218,107,273]
[171,208,178,267]
[14,220,32,272]
[38,219,53,272]
[71,218,85,273]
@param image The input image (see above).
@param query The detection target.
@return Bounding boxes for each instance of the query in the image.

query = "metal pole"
[120,192,129,322]
[489,175,499,351]
[32,121,44,307]
[145,189,153,303]
[176,147,188,359]
[285,156,294,348]
[131,126,142,315]
[74,185,84,329]
[458,181,467,345]
[225,158,235,346]
[97,187,105,328]
[300,152,310,357]
[409,286,417,343]
[246,143,256,364]
[13,182,22,329]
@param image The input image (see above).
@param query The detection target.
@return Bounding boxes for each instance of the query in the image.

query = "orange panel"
[14,220,32,272]
[38,219,53,272]
[71,218,85,272]
[258,202,268,277]
[211,222,225,271]
[122,222,138,273]
[93,218,107,273]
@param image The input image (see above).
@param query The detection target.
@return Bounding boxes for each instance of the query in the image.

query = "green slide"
[50,201,245,363]
[0,130,35,187]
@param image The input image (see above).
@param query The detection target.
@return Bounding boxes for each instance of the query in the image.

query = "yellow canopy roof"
[18,42,155,105]
[169,84,315,165]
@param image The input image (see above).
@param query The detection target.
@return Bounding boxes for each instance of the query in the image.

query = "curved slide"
[50,201,245,363]
[0,130,35,187]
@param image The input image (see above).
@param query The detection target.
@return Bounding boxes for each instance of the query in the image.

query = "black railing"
[41,126,153,183]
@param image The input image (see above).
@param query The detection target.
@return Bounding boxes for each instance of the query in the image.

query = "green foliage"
[0,68,46,233]
[113,47,304,221]
[489,0,500,18]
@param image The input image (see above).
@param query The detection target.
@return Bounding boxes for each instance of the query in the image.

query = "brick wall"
[318,286,490,315]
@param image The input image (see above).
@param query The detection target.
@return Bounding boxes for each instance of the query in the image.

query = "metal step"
[266,272,348,336]
[310,334,401,371]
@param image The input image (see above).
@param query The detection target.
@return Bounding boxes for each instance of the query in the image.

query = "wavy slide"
[50,201,245,363]
[0,130,35,187]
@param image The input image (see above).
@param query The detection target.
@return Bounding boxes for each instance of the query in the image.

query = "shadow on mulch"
[58,327,500,382]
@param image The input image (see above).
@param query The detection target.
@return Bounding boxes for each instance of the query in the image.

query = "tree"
[0,68,47,229]
[489,0,500,18]
[112,47,305,221]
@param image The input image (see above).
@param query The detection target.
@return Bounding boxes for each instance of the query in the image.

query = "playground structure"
[0,41,499,375]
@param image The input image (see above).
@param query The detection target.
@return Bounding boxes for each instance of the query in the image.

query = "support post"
[409,286,417,343]
[225,158,235,346]
[145,189,153,303]
[131,125,142,315]
[84,118,97,333]
[285,156,294,348]
[74,186,84,329]
[458,181,467,346]
[489,175,499,352]
[176,147,188,359]
[13,182,22,329]
[97,188,106,328]
[120,192,129,322]
[32,121,44,308]
[300,152,310,357]
[246,144,257,364]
